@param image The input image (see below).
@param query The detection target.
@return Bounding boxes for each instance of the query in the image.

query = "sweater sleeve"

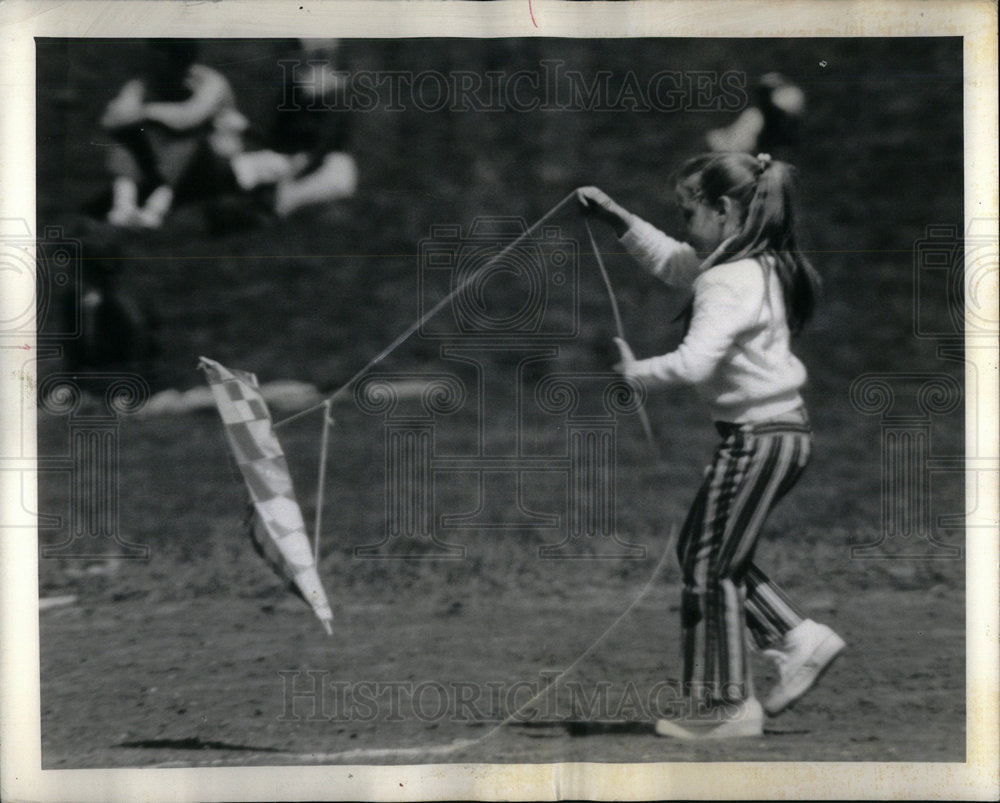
[619,215,702,288]
[624,266,756,386]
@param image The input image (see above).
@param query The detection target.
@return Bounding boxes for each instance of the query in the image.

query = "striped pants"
[677,418,811,704]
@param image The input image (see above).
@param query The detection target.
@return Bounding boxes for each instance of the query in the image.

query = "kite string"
[478,525,677,741]
[583,216,658,453]
[584,216,625,336]
[312,400,333,564]
[279,523,679,764]
[273,192,578,430]
[471,523,677,743]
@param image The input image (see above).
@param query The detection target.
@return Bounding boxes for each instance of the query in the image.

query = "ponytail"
[678,152,820,335]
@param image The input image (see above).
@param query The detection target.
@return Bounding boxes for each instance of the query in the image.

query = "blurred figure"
[230,39,357,218]
[100,40,248,228]
[706,73,805,156]
[60,233,160,375]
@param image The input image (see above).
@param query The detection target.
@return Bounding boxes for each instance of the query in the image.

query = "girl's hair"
[677,152,820,334]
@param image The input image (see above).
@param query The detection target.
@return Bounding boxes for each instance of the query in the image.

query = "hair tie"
[756,153,772,173]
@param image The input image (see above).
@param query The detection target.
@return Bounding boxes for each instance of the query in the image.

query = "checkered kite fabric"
[200,357,333,635]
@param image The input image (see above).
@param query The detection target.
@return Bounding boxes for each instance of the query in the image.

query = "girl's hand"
[576,186,633,237]
[612,336,639,378]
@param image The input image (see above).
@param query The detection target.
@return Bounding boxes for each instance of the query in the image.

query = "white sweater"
[619,216,807,423]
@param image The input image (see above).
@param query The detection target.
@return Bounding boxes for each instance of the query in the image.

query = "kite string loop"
[278,524,679,762]
[583,217,658,453]
[474,524,677,743]
[273,192,578,431]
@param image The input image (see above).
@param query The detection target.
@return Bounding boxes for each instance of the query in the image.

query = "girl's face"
[676,175,731,252]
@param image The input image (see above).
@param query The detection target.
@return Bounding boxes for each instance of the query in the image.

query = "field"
[33,37,967,767]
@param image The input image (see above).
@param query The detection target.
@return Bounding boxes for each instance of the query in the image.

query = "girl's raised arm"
[576,186,701,288]
[619,215,701,288]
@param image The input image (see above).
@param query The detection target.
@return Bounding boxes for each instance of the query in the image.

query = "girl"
[577,152,844,739]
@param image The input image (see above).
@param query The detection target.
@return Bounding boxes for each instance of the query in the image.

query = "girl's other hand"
[576,187,632,237]
[612,336,639,377]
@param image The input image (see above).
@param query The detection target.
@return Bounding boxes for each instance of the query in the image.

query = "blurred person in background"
[230,39,357,218]
[706,72,805,157]
[98,40,248,228]
[57,230,160,381]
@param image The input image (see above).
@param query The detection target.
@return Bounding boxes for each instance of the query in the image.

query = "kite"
[200,356,333,635]
[198,193,657,635]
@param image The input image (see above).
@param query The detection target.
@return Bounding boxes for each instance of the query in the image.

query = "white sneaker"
[132,185,173,229]
[107,204,140,227]
[107,177,139,226]
[763,619,845,716]
[655,696,764,740]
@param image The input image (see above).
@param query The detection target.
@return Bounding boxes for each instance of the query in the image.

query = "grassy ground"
[34,37,966,765]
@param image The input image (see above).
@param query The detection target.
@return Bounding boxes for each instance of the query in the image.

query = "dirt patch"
[40,584,963,767]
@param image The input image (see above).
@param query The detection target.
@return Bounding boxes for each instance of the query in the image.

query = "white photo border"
[1,1,997,800]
